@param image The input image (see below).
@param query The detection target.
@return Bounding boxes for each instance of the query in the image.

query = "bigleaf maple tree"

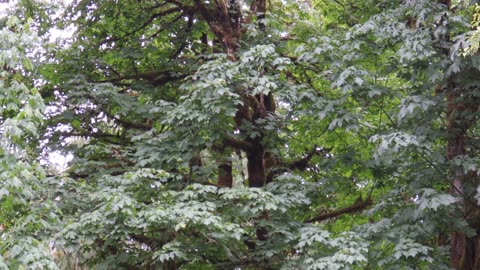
[1,0,480,269]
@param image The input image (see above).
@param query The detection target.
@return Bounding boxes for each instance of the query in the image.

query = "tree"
[0,14,60,269]
[2,0,480,269]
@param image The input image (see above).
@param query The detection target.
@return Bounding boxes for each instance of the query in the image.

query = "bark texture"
[194,0,276,188]
[429,1,480,268]
[442,67,480,270]
[446,75,480,270]
[194,1,320,188]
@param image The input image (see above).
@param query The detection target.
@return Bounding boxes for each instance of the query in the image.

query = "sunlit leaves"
[292,227,368,270]
[0,14,59,268]
[370,132,424,161]
[416,188,457,211]
[1,237,59,270]
[58,176,307,268]
[0,18,45,149]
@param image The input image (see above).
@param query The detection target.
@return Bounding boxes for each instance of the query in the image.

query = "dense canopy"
[2,0,480,269]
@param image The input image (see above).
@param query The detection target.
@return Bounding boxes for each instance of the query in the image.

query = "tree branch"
[96,70,188,87]
[288,146,329,171]
[265,146,330,183]
[125,7,182,37]
[223,136,255,152]
[304,196,373,223]
[164,0,186,8]
[103,110,152,131]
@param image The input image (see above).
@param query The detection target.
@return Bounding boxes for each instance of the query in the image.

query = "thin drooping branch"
[304,196,373,223]
[98,7,185,46]
[147,12,185,40]
[104,111,153,131]
[56,131,125,145]
[126,7,182,36]
[170,12,196,60]
[96,70,188,87]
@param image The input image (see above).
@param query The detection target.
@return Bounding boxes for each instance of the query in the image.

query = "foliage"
[2,0,480,269]
[0,15,59,269]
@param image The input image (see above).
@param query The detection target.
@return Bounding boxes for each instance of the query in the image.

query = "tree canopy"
[2,0,480,269]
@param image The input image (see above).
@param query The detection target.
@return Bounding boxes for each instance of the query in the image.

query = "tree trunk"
[217,157,233,188]
[195,0,271,189]
[432,1,480,268]
[246,144,266,187]
[194,0,241,187]
[446,80,480,270]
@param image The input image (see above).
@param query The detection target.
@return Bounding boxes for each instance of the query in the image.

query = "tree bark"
[304,196,372,223]
[430,1,480,268]
[246,144,266,187]
[194,0,243,187]
[195,0,271,188]
[445,75,480,270]
[217,158,233,188]
[213,145,233,187]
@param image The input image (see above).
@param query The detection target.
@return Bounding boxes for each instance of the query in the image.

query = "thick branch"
[304,197,373,223]
[194,0,241,58]
[265,146,330,183]
[223,136,255,152]
[194,0,215,23]
[249,0,266,30]
[288,146,328,171]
